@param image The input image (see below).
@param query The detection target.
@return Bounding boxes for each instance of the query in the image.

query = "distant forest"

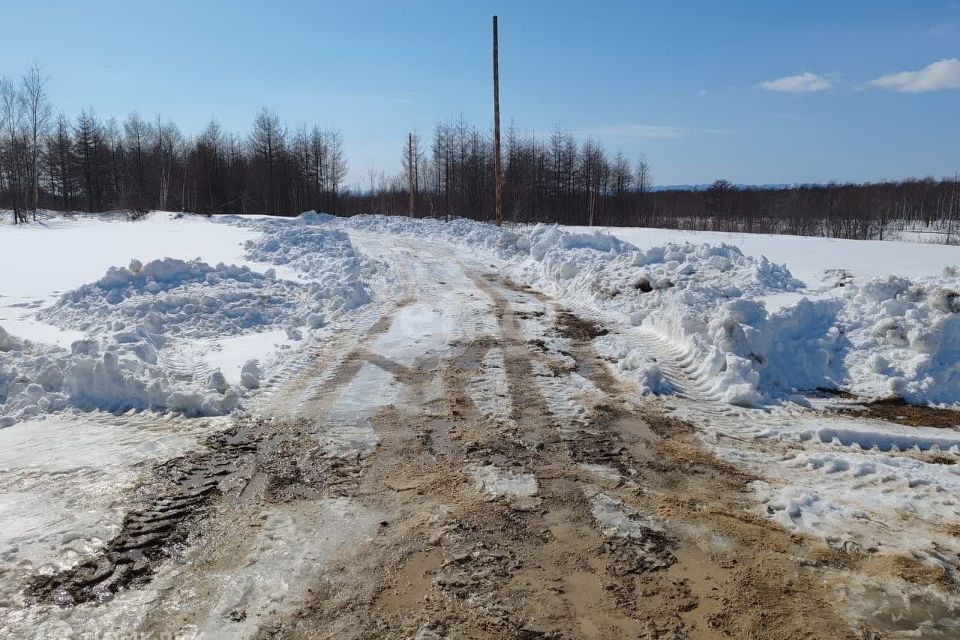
[2,66,957,242]
[343,123,959,243]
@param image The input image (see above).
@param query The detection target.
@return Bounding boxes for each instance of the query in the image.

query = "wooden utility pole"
[493,15,503,226]
[407,132,416,217]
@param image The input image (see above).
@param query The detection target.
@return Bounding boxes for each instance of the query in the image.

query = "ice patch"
[465,347,511,423]
[197,499,380,639]
[466,464,538,498]
[586,489,664,539]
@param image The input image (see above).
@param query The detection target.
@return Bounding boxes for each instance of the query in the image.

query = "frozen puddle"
[321,362,400,457]
[579,463,623,485]
[3,498,383,639]
[0,412,226,622]
[466,464,538,499]
[586,489,664,539]
[533,361,593,431]
[465,347,511,423]
[373,302,456,367]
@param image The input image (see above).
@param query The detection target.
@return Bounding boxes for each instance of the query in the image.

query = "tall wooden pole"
[407,132,415,217]
[493,15,503,226]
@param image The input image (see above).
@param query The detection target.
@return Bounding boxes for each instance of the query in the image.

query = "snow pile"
[342,216,804,404]
[839,272,960,404]
[341,215,959,406]
[42,258,303,337]
[242,226,375,314]
[0,219,383,427]
[593,334,673,395]
[0,320,246,426]
[298,209,336,225]
[0,329,68,427]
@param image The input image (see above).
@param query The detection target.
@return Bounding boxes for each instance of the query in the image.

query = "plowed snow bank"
[342,216,959,406]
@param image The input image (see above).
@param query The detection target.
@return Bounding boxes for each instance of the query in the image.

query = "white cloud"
[760,72,833,92]
[869,58,960,93]
[573,125,733,139]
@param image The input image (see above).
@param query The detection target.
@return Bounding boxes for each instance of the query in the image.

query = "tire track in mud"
[24,414,367,609]
[19,290,417,618]
[272,270,857,640]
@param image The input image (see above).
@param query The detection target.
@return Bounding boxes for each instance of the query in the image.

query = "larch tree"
[249,107,283,215]
[20,64,51,219]
[124,112,151,212]
[0,77,27,223]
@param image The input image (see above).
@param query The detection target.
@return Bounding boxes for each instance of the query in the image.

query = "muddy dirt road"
[4,234,956,639]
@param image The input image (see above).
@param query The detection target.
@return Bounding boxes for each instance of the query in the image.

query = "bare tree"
[1,77,27,223]
[20,64,51,219]
[48,113,73,211]
[611,152,633,224]
[124,112,151,212]
[325,129,347,211]
[635,154,651,223]
[401,131,424,217]
[74,109,103,213]
[154,117,181,211]
[249,107,283,214]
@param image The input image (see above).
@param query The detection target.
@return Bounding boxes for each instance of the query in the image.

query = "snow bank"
[839,272,960,405]
[341,216,960,406]
[0,218,383,427]
[343,216,800,404]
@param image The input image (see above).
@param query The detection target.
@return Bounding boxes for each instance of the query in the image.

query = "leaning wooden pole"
[493,15,503,226]
[407,132,416,217]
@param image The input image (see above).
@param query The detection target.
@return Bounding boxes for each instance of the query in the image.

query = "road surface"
[3,231,953,639]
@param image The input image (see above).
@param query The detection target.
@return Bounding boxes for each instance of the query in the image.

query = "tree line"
[3,65,956,242]
[340,120,652,228]
[645,178,960,241]
[341,119,958,242]
[1,66,347,220]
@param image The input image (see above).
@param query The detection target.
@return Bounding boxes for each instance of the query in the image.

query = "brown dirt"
[27,264,913,639]
[836,397,960,429]
[265,272,859,640]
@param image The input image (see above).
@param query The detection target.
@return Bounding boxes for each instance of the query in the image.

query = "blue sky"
[1,0,958,188]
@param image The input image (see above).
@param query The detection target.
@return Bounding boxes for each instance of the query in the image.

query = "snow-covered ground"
[4,213,956,431]
[567,226,960,284]
[343,216,960,407]
[1,211,959,636]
